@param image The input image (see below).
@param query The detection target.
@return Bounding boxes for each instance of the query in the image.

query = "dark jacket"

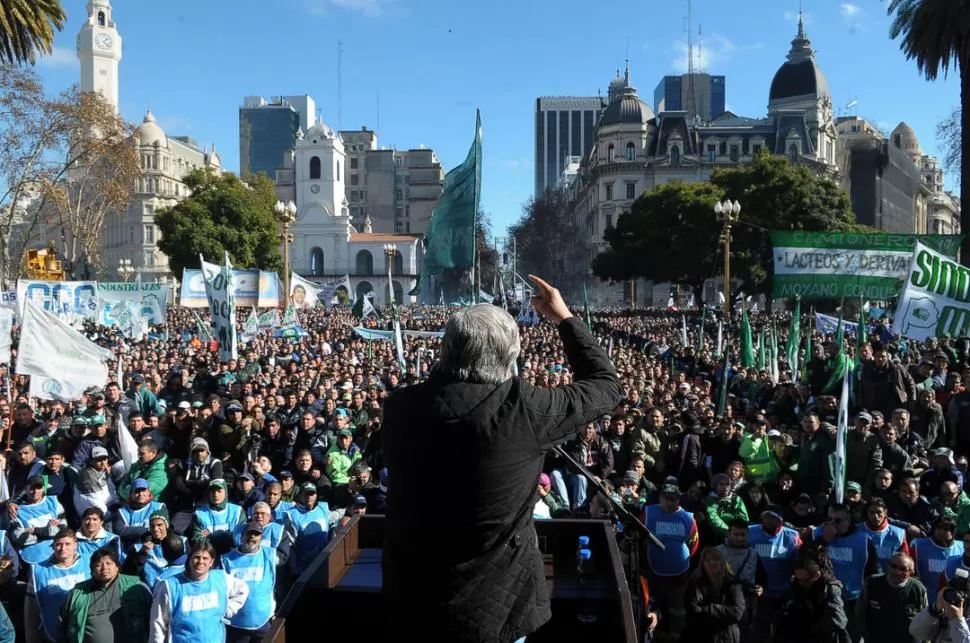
[683,575,745,643]
[381,317,622,642]
[774,574,851,643]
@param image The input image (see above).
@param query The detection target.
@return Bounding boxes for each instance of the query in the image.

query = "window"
[351,174,359,186]
[788,144,798,163]
[605,184,614,200]
[144,251,154,267]
[350,157,358,170]
[752,144,762,155]
[626,183,636,199]
[607,144,615,162]
[729,145,739,162]
[626,142,635,161]
[395,190,403,201]
[350,191,359,202]
[395,206,404,219]
[144,225,154,244]
[310,247,324,275]
[670,146,680,165]
[355,250,374,275]
[707,145,716,163]
[605,214,613,229]
[309,156,321,179]
[336,161,341,181]
[98,11,105,26]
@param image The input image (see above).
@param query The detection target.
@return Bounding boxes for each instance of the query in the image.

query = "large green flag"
[422,110,482,276]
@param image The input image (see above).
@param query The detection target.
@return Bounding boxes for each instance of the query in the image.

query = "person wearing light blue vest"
[233,502,286,555]
[222,521,278,642]
[747,506,801,643]
[642,485,698,642]
[143,534,188,590]
[912,515,964,607]
[190,479,244,555]
[149,541,248,643]
[859,498,909,573]
[10,475,66,566]
[75,506,123,561]
[283,483,331,572]
[26,528,90,642]
[810,502,880,628]
[262,483,293,525]
[113,478,167,550]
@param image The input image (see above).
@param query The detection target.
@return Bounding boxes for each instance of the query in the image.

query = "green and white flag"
[834,364,851,504]
[241,309,259,343]
[894,240,970,340]
[770,231,962,300]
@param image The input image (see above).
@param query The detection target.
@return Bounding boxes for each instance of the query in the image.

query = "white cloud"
[840,4,862,18]
[670,34,761,74]
[35,46,77,70]
[305,0,387,17]
[840,3,864,33]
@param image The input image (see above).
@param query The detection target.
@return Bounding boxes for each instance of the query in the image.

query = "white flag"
[201,253,238,361]
[833,366,851,504]
[17,300,112,401]
[117,413,138,471]
[0,309,12,363]
[393,320,406,369]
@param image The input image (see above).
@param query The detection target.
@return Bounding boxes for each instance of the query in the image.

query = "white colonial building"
[274,121,420,305]
[568,18,841,306]
[77,0,121,113]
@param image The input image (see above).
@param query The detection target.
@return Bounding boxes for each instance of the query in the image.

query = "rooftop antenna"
[685,0,697,122]
[337,39,344,130]
[697,24,704,73]
[376,91,381,137]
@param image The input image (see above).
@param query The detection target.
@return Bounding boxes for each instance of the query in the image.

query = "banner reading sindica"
[770,231,963,300]
[894,241,970,340]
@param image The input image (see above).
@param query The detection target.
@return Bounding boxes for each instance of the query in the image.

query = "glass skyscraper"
[653,74,727,122]
[534,97,603,197]
[238,95,316,178]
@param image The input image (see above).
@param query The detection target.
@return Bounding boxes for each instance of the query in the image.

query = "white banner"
[17,300,112,401]
[894,241,970,341]
[773,246,913,278]
[17,280,98,321]
[96,282,170,326]
[290,273,323,309]
[0,309,12,363]
[201,254,238,361]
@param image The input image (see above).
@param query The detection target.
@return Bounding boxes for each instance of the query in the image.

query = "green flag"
[717,341,731,416]
[786,296,801,373]
[422,110,482,275]
[855,298,866,375]
[757,332,765,371]
[583,284,592,331]
[834,298,845,351]
[741,308,754,368]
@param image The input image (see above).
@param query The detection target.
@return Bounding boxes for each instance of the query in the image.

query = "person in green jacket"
[116,438,169,501]
[325,429,363,485]
[706,473,749,541]
[60,547,152,643]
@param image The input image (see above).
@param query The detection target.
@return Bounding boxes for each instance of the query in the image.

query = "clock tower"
[76,0,122,112]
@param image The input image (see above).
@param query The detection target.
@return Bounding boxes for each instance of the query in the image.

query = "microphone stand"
[552,445,664,640]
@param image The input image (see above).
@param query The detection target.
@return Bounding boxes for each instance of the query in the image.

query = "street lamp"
[714,199,741,318]
[274,200,297,304]
[117,258,134,282]
[383,243,397,306]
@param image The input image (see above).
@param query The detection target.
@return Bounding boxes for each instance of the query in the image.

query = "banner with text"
[96,282,170,326]
[16,280,99,320]
[894,241,970,341]
[770,231,963,300]
[180,268,281,308]
[200,255,238,361]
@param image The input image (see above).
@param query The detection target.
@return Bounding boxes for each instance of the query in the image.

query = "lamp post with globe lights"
[383,243,398,306]
[274,200,297,303]
[714,199,741,318]
[117,258,134,282]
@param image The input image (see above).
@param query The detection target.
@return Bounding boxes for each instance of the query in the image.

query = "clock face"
[95,33,113,50]
[310,184,321,194]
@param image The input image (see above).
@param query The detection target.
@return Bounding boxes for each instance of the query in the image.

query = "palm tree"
[888,0,970,262]
[0,0,65,66]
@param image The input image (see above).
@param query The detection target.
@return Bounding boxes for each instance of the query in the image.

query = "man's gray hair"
[252,501,271,514]
[434,304,520,384]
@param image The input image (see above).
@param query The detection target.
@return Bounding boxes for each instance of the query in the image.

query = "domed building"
[565,18,841,306]
[101,109,222,281]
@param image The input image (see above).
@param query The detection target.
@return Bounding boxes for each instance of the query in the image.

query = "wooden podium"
[271,515,637,642]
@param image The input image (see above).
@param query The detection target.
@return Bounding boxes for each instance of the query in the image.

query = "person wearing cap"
[128,372,163,418]
[73,444,119,519]
[792,411,838,504]
[705,472,749,542]
[148,541,249,643]
[26,528,90,642]
[747,506,802,640]
[324,428,362,486]
[190,479,244,554]
[283,482,332,571]
[382,278,621,642]
[643,484,700,640]
[846,411,883,489]
[172,438,224,535]
[232,473,264,514]
[70,415,115,472]
[739,413,780,483]
[222,521,279,642]
[134,514,188,588]
[114,480,168,551]
[533,472,566,520]
[61,546,152,643]
[117,438,169,501]
[233,502,286,553]
[11,475,67,565]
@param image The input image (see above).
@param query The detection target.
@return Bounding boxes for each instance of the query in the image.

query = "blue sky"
[36,0,959,236]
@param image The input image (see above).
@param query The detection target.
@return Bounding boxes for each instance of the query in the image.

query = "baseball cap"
[300,482,318,493]
[90,446,109,460]
[538,473,551,486]
[239,472,254,482]
[244,521,264,534]
[279,471,293,479]
[846,482,863,494]
[338,428,353,438]
[352,495,367,507]
[26,475,45,489]
[131,478,150,491]
[209,479,227,490]
[767,429,782,438]
[131,374,145,385]
[177,401,191,410]
[660,484,680,497]
[855,411,873,424]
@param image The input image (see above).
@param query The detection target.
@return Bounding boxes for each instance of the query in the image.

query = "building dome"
[768,18,830,103]
[304,122,335,142]
[607,69,627,103]
[891,122,921,154]
[600,65,654,127]
[139,110,166,146]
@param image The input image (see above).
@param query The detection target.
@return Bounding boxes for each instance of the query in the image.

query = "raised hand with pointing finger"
[528,275,573,325]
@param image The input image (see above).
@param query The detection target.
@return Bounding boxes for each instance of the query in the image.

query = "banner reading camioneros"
[770,231,963,300]
[894,241,970,341]
[180,268,281,308]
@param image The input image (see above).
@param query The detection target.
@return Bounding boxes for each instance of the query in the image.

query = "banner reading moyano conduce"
[770,231,963,300]
[894,241,970,341]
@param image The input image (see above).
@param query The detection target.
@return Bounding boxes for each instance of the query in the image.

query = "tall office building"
[534,97,603,197]
[654,73,726,122]
[239,95,317,178]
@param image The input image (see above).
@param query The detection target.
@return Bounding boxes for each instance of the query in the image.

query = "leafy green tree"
[593,153,855,295]
[710,152,856,292]
[155,169,282,278]
[0,0,65,65]
[592,181,724,296]
[888,0,970,262]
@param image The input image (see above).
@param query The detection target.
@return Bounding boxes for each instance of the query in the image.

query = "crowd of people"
[0,295,966,643]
